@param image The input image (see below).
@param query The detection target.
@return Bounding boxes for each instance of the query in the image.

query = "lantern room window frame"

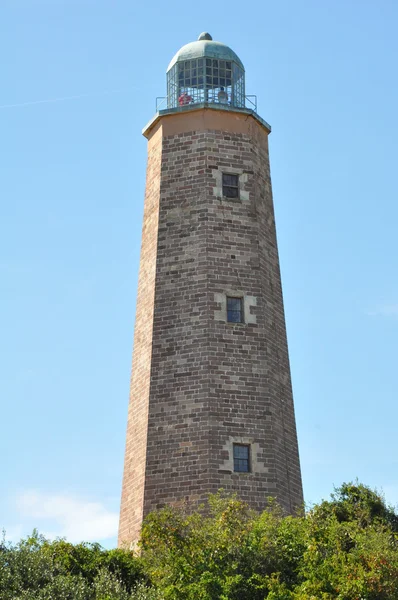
[167,57,245,109]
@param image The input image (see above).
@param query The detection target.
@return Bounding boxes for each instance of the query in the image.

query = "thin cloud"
[14,490,118,543]
[366,304,398,318]
[0,89,123,110]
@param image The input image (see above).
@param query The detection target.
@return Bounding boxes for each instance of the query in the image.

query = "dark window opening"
[227,296,243,323]
[222,173,239,198]
[233,444,250,472]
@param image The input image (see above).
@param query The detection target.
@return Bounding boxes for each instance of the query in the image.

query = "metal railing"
[156,97,167,111]
[245,95,257,112]
[156,95,257,113]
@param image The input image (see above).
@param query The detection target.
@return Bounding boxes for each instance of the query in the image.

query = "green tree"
[0,530,160,600]
[140,484,398,600]
[2,483,398,599]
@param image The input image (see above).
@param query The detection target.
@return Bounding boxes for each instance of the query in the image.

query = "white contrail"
[0,89,123,109]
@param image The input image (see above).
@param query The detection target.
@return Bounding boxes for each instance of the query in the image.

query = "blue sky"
[1,0,398,547]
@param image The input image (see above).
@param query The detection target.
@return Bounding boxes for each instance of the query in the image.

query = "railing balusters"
[156,95,257,113]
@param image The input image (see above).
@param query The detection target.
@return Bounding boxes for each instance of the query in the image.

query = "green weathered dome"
[167,33,244,72]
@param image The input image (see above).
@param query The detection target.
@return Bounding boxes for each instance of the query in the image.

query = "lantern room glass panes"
[167,58,245,109]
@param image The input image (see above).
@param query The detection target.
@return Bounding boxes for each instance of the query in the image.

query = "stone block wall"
[118,109,303,547]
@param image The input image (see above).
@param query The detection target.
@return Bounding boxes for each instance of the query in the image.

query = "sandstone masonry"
[118,108,303,547]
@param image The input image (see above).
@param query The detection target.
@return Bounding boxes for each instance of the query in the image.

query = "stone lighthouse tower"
[119,33,303,547]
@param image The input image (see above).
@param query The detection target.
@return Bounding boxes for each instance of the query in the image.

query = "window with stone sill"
[222,173,239,199]
[233,443,251,472]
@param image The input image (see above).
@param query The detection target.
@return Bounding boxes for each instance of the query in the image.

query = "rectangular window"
[233,444,250,472]
[222,173,239,199]
[227,296,243,323]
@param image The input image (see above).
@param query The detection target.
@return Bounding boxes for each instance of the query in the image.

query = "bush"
[3,483,398,599]
[140,484,398,599]
[0,530,146,600]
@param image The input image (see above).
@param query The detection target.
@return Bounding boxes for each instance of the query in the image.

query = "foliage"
[140,484,398,599]
[0,531,158,600]
[3,483,398,599]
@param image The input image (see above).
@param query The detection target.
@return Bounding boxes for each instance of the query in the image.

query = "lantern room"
[166,32,246,110]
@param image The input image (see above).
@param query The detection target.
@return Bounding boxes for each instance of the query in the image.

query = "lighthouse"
[119,33,303,546]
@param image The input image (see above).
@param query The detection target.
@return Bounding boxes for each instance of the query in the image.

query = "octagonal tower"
[119,33,303,547]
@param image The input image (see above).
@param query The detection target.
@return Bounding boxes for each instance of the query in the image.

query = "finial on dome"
[198,32,212,41]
